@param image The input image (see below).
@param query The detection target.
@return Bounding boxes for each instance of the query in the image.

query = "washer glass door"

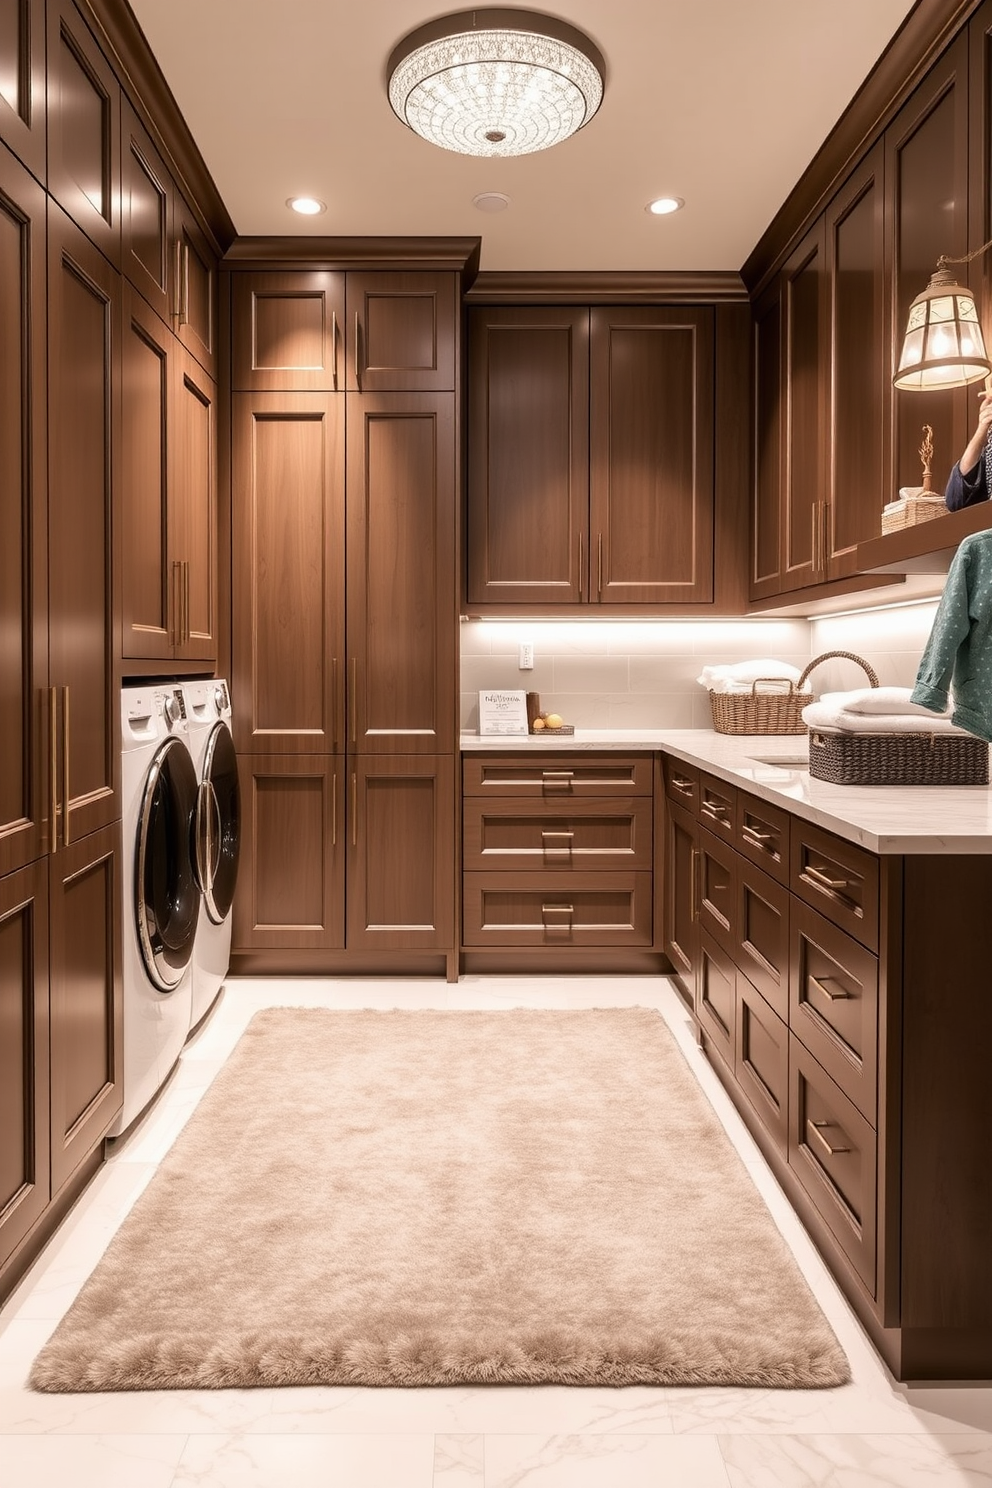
[136,736,200,990]
[198,721,241,925]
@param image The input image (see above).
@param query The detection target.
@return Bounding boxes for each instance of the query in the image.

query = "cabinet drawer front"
[736,973,788,1157]
[736,791,790,885]
[699,772,735,838]
[790,900,878,1122]
[463,755,652,796]
[663,756,699,810]
[697,929,736,1072]
[462,871,652,946]
[791,820,878,951]
[463,797,652,872]
[697,825,736,957]
[789,1035,877,1294]
[736,857,790,1022]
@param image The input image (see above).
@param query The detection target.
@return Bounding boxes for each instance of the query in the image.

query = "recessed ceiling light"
[472,192,510,213]
[287,196,326,216]
[646,196,685,216]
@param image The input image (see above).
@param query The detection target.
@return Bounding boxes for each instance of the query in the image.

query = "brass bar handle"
[541,903,574,924]
[61,686,71,848]
[332,772,337,847]
[597,532,603,598]
[171,560,180,646]
[331,311,339,390]
[541,769,574,778]
[810,974,850,1002]
[173,239,182,322]
[672,775,694,795]
[805,864,851,892]
[49,686,59,852]
[690,846,699,922]
[352,657,359,743]
[577,530,584,598]
[183,560,191,644]
[741,823,773,844]
[331,657,338,750]
[351,772,357,847]
[807,1119,850,1158]
[354,311,361,389]
[181,243,190,328]
[822,500,831,576]
[541,830,575,840]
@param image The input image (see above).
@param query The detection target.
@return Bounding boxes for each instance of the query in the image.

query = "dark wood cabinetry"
[467,304,716,610]
[229,265,461,973]
[46,0,120,267]
[660,750,992,1380]
[462,753,659,969]
[0,0,46,180]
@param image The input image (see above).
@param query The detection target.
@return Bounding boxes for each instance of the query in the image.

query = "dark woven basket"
[708,651,879,736]
[808,730,990,786]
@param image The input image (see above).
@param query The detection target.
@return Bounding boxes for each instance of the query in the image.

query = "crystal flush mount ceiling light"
[387,8,606,158]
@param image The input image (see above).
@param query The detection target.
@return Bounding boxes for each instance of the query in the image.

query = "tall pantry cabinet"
[228,257,472,976]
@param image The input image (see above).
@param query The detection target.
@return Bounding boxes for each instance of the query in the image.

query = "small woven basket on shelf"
[707,651,879,736]
[808,730,989,787]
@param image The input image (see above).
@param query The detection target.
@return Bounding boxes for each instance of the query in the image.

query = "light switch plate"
[519,643,534,669]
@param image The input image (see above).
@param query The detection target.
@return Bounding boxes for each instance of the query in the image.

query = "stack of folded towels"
[697,659,802,694]
[801,686,968,734]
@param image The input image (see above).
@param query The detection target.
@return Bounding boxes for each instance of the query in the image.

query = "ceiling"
[127,0,918,272]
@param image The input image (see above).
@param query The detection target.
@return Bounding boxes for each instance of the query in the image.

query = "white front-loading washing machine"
[182,679,240,1034]
[110,684,200,1136]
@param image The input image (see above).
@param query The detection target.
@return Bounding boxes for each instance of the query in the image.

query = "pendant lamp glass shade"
[893,264,991,390]
[387,9,605,158]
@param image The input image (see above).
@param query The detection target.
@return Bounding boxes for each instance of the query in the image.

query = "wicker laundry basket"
[707,651,879,736]
[808,730,989,786]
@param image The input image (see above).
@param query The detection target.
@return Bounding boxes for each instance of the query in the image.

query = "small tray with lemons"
[530,710,574,736]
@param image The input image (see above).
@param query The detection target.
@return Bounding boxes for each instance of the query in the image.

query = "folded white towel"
[818,686,949,718]
[697,659,802,693]
[802,701,968,734]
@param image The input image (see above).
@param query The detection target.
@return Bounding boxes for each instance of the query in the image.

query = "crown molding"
[79,0,235,253]
[742,0,981,296]
[223,236,482,285]
[464,270,747,303]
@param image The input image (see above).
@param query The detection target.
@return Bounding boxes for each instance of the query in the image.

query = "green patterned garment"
[912,529,992,742]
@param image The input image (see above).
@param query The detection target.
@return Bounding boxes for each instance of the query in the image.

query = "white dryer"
[111,685,200,1136]
[182,679,240,1034]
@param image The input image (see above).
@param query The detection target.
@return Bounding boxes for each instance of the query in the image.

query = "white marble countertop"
[460,728,992,854]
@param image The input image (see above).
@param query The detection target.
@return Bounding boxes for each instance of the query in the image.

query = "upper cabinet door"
[346,392,456,753]
[780,221,827,592]
[466,305,590,606]
[172,345,217,664]
[173,191,218,378]
[46,0,121,268]
[231,271,346,391]
[120,282,173,661]
[121,100,172,325]
[0,0,46,181]
[346,271,456,391]
[0,147,47,880]
[885,32,970,500]
[231,392,346,754]
[590,306,715,605]
[48,203,120,845]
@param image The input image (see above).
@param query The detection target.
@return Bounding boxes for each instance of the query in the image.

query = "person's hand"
[957,388,992,476]
[974,388,992,440]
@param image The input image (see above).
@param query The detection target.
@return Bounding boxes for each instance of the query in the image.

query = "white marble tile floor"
[1,975,990,1487]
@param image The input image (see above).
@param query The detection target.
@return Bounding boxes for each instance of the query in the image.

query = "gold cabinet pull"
[577,530,584,597]
[350,658,357,744]
[541,903,574,926]
[806,1118,850,1158]
[181,242,190,327]
[170,559,180,645]
[541,769,573,778]
[597,531,603,598]
[351,772,357,847]
[331,310,339,390]
[690,845,699,922]
[809,974,850,1002]
[672,774,694,795]
[541,830,575,840]
[332,772,337,847]
[61,686,71,847]
[354,311,361,388]
[741,822,773,844]
[173,239,182,322]
[331,657,338,750]
[703,798,730,818]
[805,864,850,892]
[49,686,59,852]
[541,830,574,852]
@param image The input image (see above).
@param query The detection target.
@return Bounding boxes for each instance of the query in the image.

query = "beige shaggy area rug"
[30,1007,849,1392]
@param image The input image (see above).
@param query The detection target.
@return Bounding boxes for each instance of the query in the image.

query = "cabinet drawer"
[790,900,878,1123]
[736,856,789,1022]
[697,824,736,958]
[462,871,652,946]
[736,973,788,1158]
[736,791,790,885]
[789,1035,877,1294]
[463,797,652,872]
[463,755,653,796]
[791,819,878,951]
[699,772,735,839]
[663,756,699,810]
[697,929,736,1072]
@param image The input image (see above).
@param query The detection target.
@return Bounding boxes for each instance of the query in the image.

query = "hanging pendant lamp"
[387,8,606,158]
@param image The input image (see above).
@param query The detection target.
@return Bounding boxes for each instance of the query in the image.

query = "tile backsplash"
[459,601,941,732]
